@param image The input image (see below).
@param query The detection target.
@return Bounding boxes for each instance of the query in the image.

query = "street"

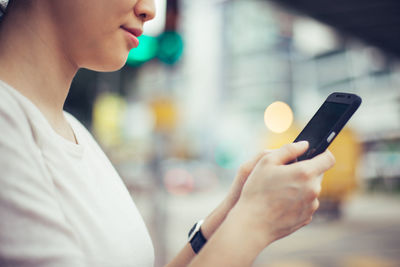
[160,191,400,267]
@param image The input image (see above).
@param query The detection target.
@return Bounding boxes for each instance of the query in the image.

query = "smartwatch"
[188,219,206,254]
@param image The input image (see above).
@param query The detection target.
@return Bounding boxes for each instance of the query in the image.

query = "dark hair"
[0,0,10,21]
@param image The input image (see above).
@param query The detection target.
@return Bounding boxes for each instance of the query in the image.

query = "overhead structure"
[270,0,400,57]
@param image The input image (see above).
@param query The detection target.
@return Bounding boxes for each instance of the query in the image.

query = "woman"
[0,0,335,266]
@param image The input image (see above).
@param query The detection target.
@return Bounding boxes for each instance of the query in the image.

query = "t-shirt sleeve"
[0,94,87,267]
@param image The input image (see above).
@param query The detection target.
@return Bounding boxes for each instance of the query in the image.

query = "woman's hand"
[165,149,273,267]
[169,142,335,267]
[200,150,271,239]
[229,141,335,247]
[185,141,335,267]
[224,150,272,210]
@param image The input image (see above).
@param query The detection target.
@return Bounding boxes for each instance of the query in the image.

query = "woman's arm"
[165,150,268,266]
[163,199,230,267]
[166,142,335,267]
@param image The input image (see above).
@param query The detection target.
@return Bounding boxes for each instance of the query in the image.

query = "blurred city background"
[65,0,400,266]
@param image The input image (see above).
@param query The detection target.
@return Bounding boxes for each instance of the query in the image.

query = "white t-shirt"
[0,80,154,267]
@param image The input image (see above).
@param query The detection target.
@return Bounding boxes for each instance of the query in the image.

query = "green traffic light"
[157,31,184,65]
[125,31,184,67]
[126,35,158,67]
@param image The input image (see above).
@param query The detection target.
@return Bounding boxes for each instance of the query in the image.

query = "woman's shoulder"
[0,80,49,182]
[0,80,34,135]
[0,80,60,147]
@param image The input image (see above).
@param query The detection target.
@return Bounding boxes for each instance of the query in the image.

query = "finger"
[311,198,320,212]
[253,150,272,165]
[264,148,275,154]
[267,141,309,165]
[294,149,336,178]
[236,150,272,180]
[316,174,324,184]
[245,150,270,171]
[302,199,319,224]
[249,150,272,165]
[305,180,321,202]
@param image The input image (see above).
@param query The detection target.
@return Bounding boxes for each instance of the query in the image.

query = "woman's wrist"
[199,197,274,251]
[189,202,268,267]
[227,200,275,249]
[200,197,233,240]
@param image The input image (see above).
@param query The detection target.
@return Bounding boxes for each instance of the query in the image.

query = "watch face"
[188,223,196,240]
[188,219,205,242]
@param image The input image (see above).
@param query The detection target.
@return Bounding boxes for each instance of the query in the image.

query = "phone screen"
[295,102,349,160]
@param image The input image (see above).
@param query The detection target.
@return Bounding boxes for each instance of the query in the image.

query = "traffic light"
[126,0,183,67]
[157,31,184,65]
[126,35,159,66]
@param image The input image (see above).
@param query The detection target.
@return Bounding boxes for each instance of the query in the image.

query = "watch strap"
[188,220,206,254]
[190,227,206,254]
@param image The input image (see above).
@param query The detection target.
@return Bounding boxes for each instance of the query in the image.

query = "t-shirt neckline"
[0,79,85,157]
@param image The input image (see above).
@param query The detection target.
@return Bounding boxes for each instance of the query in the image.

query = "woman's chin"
[84,54,129,72]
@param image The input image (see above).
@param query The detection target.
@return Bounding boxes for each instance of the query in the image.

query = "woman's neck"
[0,2,79,139]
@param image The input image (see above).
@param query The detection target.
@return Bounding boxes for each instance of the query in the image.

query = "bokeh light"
[264,101,294,133]
[163,168,194,195]
[122,102,155,140]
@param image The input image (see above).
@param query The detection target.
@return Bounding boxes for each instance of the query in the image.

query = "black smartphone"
[293,92,362,161]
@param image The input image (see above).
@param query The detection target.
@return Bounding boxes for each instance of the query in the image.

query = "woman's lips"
[121,26,143,48]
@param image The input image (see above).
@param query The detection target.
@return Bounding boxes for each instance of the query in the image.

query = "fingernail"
[296,140,308,148]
